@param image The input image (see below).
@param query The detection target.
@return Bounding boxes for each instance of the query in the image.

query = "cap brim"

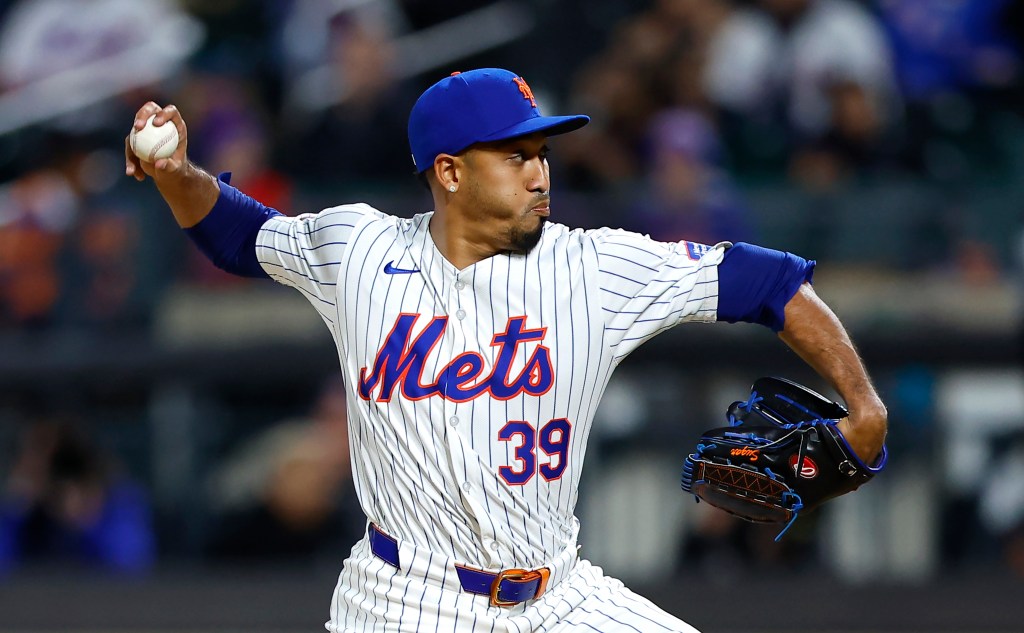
[477,114,590,145]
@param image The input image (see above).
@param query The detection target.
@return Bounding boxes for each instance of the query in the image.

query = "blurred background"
[0,0,1022,631]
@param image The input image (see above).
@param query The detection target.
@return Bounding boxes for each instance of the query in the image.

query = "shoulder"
[538,222,729,261]
[593,228,731,274]
[263,202,398,233]
[306,202,390,224]
[538,222,665,252]
[532,221,600,256]
[539,222,651,248]
[577,225,695,259]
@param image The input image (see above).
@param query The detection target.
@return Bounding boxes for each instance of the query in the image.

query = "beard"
[506,217,545,255]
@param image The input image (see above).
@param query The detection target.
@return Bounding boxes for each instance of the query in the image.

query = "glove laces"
[773,431,812,541]
[775,492,804,541]
[740,391,762,413]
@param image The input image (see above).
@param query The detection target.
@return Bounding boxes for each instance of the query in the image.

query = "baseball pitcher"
[125,68,887,632]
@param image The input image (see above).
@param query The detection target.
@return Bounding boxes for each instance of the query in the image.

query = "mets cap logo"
[513,76,537,107]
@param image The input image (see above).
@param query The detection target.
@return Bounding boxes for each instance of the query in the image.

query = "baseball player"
[125,68,887,632]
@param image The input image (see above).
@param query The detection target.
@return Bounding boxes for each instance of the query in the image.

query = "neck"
[428,205,500,270]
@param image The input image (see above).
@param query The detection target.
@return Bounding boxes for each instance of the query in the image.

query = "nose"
[527,155,549,194]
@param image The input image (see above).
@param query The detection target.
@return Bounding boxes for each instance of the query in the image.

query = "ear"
[433,154,460,192]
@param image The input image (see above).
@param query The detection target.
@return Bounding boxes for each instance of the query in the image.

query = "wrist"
[156,161,220,228]
[842,400,888,462]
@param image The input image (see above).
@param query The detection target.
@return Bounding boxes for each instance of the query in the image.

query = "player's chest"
[346,263,600,404]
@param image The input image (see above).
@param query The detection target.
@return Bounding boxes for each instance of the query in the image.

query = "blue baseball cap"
[408,68,590,173]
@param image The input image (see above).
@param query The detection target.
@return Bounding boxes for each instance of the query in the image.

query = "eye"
[509,151,526,162]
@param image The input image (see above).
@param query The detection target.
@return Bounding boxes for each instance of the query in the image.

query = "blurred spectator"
[280,15,416,189]
[787,75,905,189]
[877,0,1021,103]
[630,108,755,244]
[3,130,176,330]
[61,202,146,327]
[0,167,78,328]
[701,0,779,122]
[559,0,904,190]
[558,1,702,192]
[875,1,1023,181]
[46,131,149,328]
[727,0,899,137]
[558,54,658,191]
[0,417,155,575]
[704,0,902,180]
[204,376,361,563]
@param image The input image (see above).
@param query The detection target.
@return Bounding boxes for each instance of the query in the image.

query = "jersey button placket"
[444,277,470,440]
[484,538,504,567]
[445,275,473,514]
[445,274,491,533]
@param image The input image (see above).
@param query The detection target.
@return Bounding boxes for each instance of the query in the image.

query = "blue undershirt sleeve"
[716,242,815,332]
[183,172,283,278]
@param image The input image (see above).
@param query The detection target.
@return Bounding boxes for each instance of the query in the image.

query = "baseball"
[130,114,179,162]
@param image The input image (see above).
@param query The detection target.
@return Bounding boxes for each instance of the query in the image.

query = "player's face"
[460,133,551,255]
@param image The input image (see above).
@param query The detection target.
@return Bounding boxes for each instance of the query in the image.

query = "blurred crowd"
[0,0,1022,331]
[0,372,361,576]
[2,0,1024,579]
[0,412,155,574]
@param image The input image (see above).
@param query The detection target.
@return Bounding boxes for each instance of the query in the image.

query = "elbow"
[209,249,243,275]
[209,248,268,278]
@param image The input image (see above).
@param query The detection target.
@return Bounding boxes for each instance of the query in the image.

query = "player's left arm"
[777,283,887,463]
[716,242,886,463]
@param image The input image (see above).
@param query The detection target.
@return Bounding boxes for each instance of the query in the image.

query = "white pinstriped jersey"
[256,206,725,571]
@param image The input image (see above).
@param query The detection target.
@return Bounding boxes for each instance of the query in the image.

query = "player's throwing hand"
[124,102,189,182]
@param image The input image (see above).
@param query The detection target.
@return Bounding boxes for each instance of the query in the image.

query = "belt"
[368,523,550,607]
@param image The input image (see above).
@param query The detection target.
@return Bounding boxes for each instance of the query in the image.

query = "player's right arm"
[125,102,372,321]
[125,102,283,280]
[124,102,219,228]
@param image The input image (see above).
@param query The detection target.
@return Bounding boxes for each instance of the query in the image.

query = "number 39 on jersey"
[498,418,572,485]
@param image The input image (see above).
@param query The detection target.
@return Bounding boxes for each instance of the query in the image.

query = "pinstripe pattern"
[256,206,722,631]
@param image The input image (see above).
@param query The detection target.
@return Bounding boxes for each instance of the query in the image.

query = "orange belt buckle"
[489,567,551,607]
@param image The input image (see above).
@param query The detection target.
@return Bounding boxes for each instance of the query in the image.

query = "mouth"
[530,200,550,217]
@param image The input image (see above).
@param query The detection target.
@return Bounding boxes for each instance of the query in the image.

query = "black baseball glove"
[680,376,887,539]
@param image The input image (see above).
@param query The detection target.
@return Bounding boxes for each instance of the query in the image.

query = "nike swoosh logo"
[383,260,420,275]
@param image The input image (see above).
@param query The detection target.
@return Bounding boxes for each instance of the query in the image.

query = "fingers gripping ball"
[130,114,178,163]
[680,377,887,540]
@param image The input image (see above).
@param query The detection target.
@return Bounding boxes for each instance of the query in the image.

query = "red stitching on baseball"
[148,129,174,162]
